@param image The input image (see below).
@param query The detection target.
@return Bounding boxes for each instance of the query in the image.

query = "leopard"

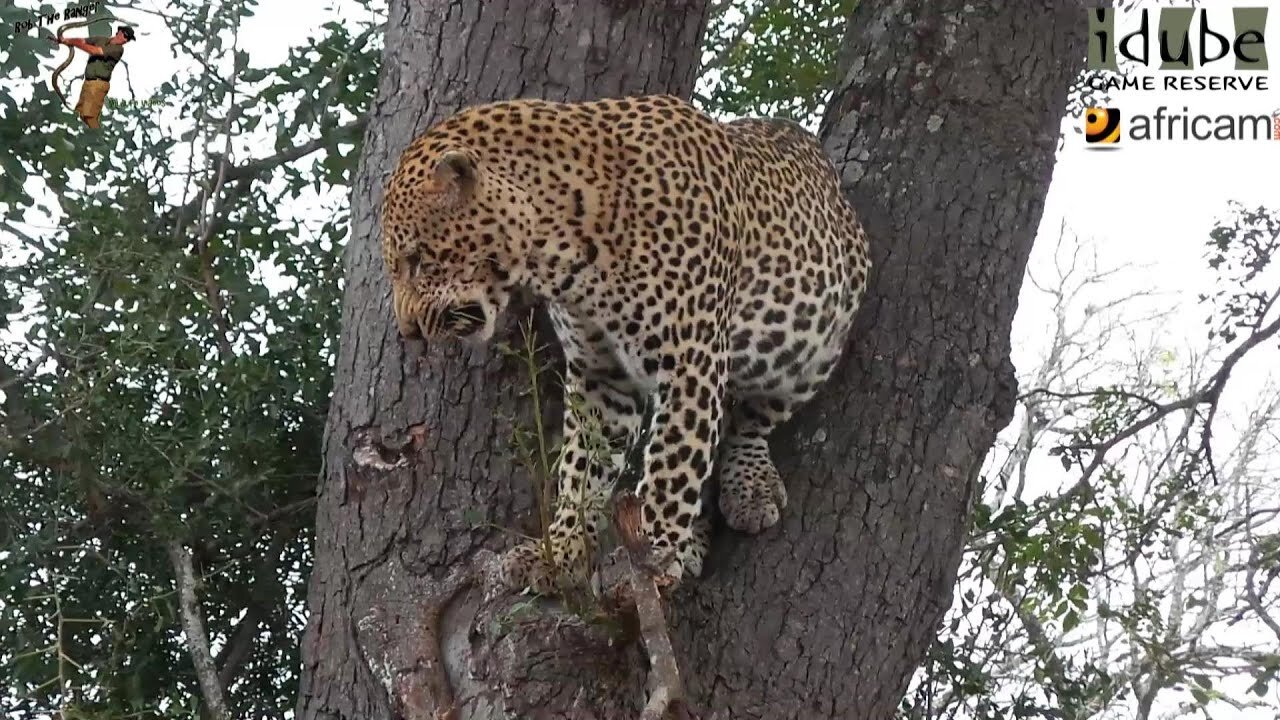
[379,94,870,593]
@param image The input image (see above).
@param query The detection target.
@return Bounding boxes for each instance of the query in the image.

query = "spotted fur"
[380,95,869,592]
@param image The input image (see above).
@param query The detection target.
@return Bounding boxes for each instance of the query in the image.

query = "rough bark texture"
[296,2,710,719]
[296,1,1085,719]
[672,3,1084,717]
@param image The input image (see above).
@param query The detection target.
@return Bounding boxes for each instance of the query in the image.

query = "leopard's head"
[380,146,529,344]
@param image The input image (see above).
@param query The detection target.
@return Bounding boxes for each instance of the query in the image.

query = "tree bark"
[671,3,1084,717]
[296,1,1085,719]
[296,2,710,719]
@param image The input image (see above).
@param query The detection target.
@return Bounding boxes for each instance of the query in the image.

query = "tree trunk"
[296,1,1085,719]
[296,2,710,719]
[675,3,1084,717]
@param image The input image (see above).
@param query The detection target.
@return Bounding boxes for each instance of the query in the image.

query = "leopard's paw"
[498,541,557,595]
[719,446,787,534]
[653,517,712,587]
[680,516,712,578]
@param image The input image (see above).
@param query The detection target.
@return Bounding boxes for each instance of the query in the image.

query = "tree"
[2,0,850,715]
[0,1,938,715]
[294,1,712,717]
[0,1,378,716]
[297,1,1085,719]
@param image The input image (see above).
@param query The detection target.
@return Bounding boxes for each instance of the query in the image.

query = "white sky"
[3,0,1279,717]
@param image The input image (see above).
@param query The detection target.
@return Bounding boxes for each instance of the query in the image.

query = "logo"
[1085,107,1122,144]
[1088,7,1269,72]
[1084,106,1280,146]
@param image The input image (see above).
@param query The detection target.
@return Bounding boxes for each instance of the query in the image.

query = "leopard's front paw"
[498,541,558,595]
[719,443,787,534]
[654,517,712,586]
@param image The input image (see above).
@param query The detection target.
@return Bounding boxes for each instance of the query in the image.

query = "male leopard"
[380,95,870,592]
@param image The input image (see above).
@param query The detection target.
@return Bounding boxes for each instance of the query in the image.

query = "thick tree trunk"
[675,3,1084,717]
[296,2,710,719]
[296,1,1085,719]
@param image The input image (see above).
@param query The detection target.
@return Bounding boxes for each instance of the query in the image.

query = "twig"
[166,540,230,720]
[1047,311,1280,512]
[614,492,691,720]
[1019,387,1164,413]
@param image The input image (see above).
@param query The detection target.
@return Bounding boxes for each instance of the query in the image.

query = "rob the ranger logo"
[1088,7,1269,71]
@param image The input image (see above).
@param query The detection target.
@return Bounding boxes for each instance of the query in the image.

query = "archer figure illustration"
[50,22,135,128]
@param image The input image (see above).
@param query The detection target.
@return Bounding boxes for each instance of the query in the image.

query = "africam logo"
[1085,106,1280,146]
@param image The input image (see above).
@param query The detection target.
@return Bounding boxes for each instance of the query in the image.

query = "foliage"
[696,0,856,127]
[1203,203,1280,345]
[0,0,381,716]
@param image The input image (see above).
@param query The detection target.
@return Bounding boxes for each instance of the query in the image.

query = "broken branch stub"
[613,492,689,720]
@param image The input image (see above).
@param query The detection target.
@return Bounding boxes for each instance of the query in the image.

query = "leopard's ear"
[431,151,477,199]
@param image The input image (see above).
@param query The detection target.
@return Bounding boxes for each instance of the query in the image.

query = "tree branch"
[166,540,230,720]
[614,492,692,720]
[1019,387,1164,413]
[226,118,367,182]
[163,118,367,244]
[214,602,260,690]
[194,103,238,360]
[1049,311,1280,512]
